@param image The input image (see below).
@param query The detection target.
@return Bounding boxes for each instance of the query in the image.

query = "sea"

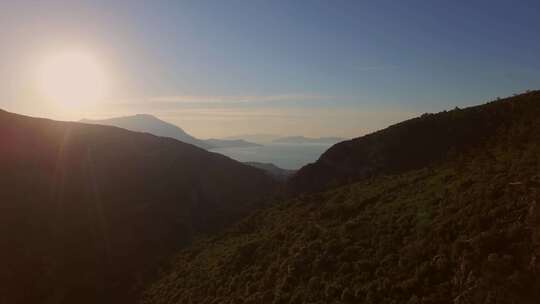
[210,143,333,170]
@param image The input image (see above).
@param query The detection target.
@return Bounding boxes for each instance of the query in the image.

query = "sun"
[36,50,108,108]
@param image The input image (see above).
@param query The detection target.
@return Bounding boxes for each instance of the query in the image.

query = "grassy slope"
[143,92,540,304]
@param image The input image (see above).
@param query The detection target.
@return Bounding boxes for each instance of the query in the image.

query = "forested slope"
[143,92,540,304]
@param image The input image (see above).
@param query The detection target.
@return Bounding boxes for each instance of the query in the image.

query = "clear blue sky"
[1,0,540,137]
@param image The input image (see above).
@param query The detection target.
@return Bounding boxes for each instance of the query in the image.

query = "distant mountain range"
[223,134,346,145]
[205,138,262,148]
[81,115,260,149]
[244,161,296,181]
[222,133,280,144]
[1,109,277,304]
[272,135,345,144]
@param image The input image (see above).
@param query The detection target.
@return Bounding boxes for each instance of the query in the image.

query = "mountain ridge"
[206,138,262,148]
[0,109,277,304]
[244,161,296,181]
[143,91,540,304]
[290,91,540,194]
[81,114,261,149]
[81,114,213,149]
[223,134,280,144]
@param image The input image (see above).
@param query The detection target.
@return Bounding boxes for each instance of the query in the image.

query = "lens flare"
[36,50,108,108]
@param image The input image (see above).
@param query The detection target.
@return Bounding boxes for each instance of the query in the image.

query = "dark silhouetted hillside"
[0,110,277,304]
[245,162,296,181]
[143,91,540,304]
[290,91,540,194]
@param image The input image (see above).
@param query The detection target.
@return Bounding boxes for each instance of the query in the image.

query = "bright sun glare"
[36,50,107,107]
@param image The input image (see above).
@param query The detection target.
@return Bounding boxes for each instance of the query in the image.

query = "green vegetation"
[143,91,540,304]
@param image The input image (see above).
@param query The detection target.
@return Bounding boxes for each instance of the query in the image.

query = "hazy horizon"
[1,1,540,138]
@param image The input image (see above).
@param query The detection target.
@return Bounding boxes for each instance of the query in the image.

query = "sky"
[1,0,540,138]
